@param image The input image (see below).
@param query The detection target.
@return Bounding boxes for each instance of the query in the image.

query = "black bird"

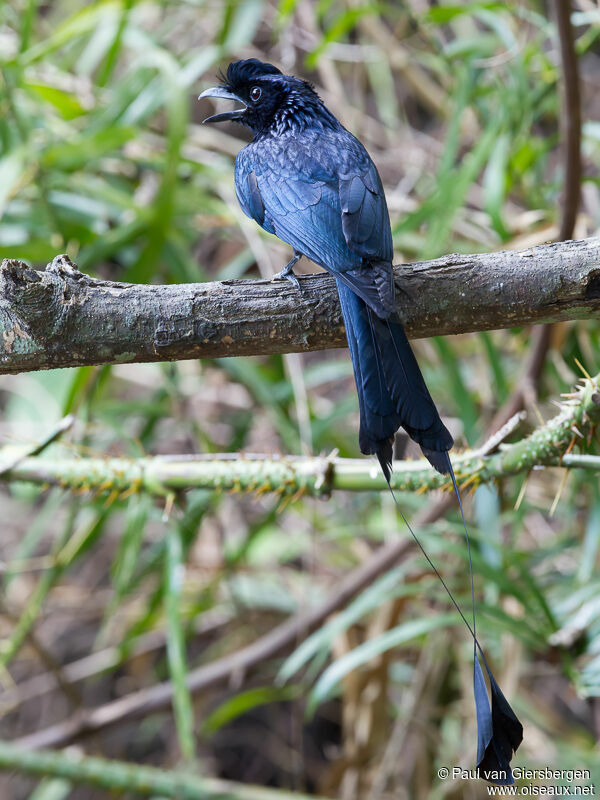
[200,59,522,781]
[200,59,451,479]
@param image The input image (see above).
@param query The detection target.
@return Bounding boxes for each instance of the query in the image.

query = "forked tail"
[337,280,523,782]
[336,280,453,479]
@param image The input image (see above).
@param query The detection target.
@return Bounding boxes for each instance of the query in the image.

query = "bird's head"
[199,59,336,135]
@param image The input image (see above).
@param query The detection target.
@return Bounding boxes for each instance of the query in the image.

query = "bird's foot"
[273,268,301,291]
[272,253,302,291]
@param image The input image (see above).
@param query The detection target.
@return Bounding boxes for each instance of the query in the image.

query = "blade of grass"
[164,512,196,760]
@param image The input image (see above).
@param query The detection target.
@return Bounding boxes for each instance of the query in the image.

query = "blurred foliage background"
[1,0,600,798]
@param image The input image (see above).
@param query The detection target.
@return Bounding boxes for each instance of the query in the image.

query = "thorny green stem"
[2,376,599,498]
[0,740,327,800]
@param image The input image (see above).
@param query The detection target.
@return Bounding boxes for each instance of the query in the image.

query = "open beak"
[198,86,246,124]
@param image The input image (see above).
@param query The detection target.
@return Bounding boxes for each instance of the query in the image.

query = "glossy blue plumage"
[229,63,452,473]
[235,129,397,315]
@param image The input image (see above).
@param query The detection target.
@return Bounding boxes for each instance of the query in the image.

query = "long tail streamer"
[377,450,523,785]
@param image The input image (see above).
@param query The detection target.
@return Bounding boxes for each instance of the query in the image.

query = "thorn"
[119,484,139,501]
[588,424,596,447]
[459,472,480,492]
[549,469,569,517]
[162,492,175,522]
[562,435,577,460]
[574,357,592,381]
[514,472,530,511]
[531,401,545,427]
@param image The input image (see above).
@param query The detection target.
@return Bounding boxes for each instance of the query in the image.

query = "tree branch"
[2,238,600,373]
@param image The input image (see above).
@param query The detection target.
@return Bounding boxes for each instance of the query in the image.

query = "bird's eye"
[250,86,262,102]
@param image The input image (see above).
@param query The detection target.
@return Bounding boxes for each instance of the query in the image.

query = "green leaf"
[220,0,264,51]
[202,685,300,735]
[42,126,137,170]
[24,82,86,119]
[164,520,195,760]
[102,496,151,634]
[483,132,510,238]
[578,492,600,584]
[479,330,509,405]
[306,5,381,68]
[433,337,479,445]
[425,2,505,25]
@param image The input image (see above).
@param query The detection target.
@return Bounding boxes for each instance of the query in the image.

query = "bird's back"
[235,127,397,317]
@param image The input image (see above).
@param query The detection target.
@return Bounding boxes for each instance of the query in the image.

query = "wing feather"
[235,134,395,315]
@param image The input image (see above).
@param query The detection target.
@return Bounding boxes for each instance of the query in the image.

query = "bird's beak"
[198,86,246,124]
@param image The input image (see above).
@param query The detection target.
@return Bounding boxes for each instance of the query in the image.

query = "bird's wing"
[235,156,276,235]
[339,163,393,263]
[336,155,396,316]
[236,137,395,316]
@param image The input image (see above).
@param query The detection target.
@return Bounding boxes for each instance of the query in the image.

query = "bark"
[1,238,600,374]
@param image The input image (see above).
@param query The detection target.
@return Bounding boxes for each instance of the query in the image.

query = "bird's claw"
[273,253,302,292]
[273,268,301,292]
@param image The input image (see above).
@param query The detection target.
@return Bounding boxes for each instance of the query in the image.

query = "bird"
[199,58,522,782]
[200,59,451,480]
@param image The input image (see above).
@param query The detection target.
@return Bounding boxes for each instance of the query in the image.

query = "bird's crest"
[207,59,334,135]
[225,59,282,89]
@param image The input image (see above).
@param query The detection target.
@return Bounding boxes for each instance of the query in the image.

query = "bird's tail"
[336,280,453,477]
[337,280,523,782]
[384,453,523,782]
